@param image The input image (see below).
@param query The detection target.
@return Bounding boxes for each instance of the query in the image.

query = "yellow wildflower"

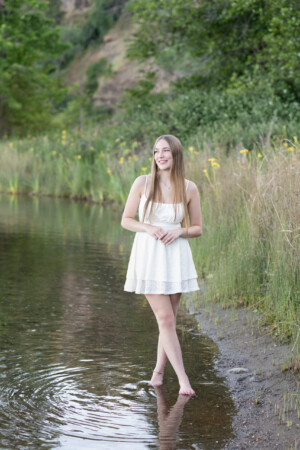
[89,146,94,151]
[257,153,263,158]
[148,157,152,162]
[133,155,139,161]
[212,162,220,168]
[119,156,124,164]
[283,142,288,147]
[188,146,194,152]
[141,167,147,172]
[208,158,216,161]
[62,130,66,134]
[239,149,249,154]
[132,141,138,148]
[287,147,294,152]
[52,150,57,156]
[9,142,13,148]
[107,168,112,175]
[203,169,208,173]
[76,155,82,159]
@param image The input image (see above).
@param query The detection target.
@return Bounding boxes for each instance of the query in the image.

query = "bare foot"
[179,379,196,396]
[148,370,164,387]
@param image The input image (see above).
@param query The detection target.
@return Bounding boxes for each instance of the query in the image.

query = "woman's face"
[154,139,173,170]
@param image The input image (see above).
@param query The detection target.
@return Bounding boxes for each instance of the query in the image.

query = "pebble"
[228,367,249,374]
[237,375,250,382]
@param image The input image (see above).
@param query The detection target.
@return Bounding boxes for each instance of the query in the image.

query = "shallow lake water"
[0,195,235,449]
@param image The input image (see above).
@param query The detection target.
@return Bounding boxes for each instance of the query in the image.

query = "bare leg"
[146,293,195,395]
[149,293,181,386]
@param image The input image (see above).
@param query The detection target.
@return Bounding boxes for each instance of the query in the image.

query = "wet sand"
[185,299,300,449]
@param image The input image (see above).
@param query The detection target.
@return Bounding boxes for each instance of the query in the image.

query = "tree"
[127,0,300,98]
[0,0,69,135]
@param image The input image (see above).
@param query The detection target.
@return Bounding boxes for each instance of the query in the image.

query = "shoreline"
[184,296,300,449]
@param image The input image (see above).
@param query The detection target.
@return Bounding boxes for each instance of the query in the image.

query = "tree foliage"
[80,0,127,49]
[0,0,68,134]
[127,0,300,100]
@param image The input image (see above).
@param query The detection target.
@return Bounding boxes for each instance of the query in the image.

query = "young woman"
[121,134,202,396]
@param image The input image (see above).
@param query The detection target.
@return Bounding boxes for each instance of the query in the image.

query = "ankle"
[179,374,190,385]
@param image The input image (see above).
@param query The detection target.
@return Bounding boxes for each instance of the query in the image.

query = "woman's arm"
[121,176,166,240]
[181,181,202,238]
[121,176,149,232]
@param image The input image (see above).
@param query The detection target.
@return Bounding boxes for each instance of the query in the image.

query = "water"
[0,195,235,449]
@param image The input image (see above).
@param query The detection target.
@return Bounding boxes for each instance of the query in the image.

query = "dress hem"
[124,278,200,295]
[124,288,200,295]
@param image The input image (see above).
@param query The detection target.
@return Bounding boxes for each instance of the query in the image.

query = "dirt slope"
[64,13,176,110]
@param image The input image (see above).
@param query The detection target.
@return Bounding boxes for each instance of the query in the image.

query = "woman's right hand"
[144,224,166,241]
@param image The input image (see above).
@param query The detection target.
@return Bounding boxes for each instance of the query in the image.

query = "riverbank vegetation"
[0,0,299,367]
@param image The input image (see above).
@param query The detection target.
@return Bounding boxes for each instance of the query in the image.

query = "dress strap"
[185,179,189,192]
[144,174,148,196]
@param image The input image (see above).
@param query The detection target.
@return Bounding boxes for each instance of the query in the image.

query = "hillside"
[63,11,177,111]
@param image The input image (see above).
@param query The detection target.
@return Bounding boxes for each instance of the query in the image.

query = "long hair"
[142,135,189,230]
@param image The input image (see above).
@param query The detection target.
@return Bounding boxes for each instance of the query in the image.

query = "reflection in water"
[154,386,191,449]
[0,195,236,449]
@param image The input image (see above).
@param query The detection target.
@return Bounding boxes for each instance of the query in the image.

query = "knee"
[156,311,175,330]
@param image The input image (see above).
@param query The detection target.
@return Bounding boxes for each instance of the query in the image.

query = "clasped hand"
[146,225,183,246]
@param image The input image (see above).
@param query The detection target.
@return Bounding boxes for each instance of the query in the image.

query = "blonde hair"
[142,134,189,230]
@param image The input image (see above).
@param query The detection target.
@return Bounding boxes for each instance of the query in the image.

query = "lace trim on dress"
[124,278,199,295]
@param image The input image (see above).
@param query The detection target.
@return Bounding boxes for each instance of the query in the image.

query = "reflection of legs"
[154,385,191,450]
[149,293,181,386]
[146,293,195,395]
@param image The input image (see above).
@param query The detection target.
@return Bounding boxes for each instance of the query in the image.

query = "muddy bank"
[184,297,300,449]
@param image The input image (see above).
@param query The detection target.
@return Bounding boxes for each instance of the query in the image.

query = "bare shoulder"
[186,179,198,192]
[186,179,200,203]
[130,174,147,194]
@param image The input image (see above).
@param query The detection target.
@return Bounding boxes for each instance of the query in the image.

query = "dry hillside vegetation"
[65,13,177,109]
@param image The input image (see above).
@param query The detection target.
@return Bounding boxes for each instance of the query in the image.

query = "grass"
[187,138,300,368]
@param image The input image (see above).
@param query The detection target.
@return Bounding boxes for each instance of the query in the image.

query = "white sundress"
[124,175,200,295]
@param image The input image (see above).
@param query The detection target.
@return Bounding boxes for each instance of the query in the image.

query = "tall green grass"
[0,129,148,202]
[187,139,300,367]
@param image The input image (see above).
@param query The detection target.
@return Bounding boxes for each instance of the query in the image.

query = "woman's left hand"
[159,228,183,246]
